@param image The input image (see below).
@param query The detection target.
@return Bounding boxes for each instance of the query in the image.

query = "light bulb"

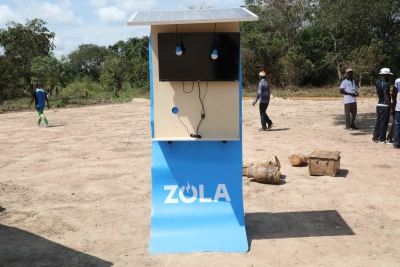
[211,49,218,59]
[175,45,182,56]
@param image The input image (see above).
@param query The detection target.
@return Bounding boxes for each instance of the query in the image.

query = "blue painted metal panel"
[149,29,247,254]
[150,141,248,253]
[149,31,155,138]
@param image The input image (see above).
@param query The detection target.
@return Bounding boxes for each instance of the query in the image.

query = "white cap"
[346,68,353,73]
[379,68,393,75]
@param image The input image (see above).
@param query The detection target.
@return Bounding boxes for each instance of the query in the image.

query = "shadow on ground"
[248,174,287,186]
[336,169,349,178]
[333,112,378,136]
[0,224,113,267]
[246,210,355,248]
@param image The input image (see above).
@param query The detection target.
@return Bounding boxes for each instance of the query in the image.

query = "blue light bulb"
[175,45,182,56]
[211,49,218,59]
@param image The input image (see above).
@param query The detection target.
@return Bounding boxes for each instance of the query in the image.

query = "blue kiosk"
[127,8,258,254]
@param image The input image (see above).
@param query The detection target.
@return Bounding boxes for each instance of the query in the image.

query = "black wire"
[175,81,196,137]
[177,115,192,136]
[182,81,194,93]
[176,24,178,45]
[213,23,217,49]
[175,81,207,139]
[195,81,208,136]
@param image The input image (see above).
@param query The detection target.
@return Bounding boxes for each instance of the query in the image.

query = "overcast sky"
[0,0,245,58]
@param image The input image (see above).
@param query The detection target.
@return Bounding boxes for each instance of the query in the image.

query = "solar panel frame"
[127,7,258,26]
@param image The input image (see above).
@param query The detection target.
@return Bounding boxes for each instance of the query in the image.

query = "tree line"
[241,0,400,88]
[0,19,149,100]
[1,0,400,101]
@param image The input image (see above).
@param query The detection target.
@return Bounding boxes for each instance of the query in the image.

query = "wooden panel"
[151,23,240,140]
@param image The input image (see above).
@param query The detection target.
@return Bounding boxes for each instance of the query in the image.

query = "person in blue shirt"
[253,71,273,131]
[392,78,400,149]
[372,68,393,143]
[28,82,51,127]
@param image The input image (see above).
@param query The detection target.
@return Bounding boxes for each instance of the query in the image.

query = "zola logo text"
[164,183,231,204]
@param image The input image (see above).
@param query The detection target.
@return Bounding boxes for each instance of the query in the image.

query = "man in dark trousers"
[253,71,273,131]
[392,78,400,149]
[340,68,359,130]
[372,68,393,144]
[28,82,51,127]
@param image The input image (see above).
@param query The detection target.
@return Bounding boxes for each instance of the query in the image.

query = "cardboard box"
[308,150,341,177]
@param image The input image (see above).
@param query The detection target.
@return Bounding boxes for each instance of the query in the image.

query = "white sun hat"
[379,68,393,75]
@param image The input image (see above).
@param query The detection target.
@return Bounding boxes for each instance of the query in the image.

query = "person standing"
[386,80,398,144]
[340,68,359,130]
[253,71,273,131]
[372,68,393,144]
[392,78,400,149]
[28,82,51,127]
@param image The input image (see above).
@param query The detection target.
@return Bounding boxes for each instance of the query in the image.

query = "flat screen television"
[158,32,240,81]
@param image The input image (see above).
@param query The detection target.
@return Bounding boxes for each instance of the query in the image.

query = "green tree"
[279,46,313,88]
[0,55,25,101]
[100,55,127,97]
[127,57,149,89]
[345,39,387,87]
[296,24,337,86]
[31,54,72,95]
[241,0,316,85]
[108,36,149,89]
[310,0,399,82]
[0,18,55,87]
[108,37,149,61]
[68,44,109,82]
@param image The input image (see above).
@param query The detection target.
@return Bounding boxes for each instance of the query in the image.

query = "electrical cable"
[213,23,217,49]
[174,81,208,139]
[175,81,197,137]
[176,24,178,45]
[182,81,194,93]
[195,81,208,137]
[177,115,193,136]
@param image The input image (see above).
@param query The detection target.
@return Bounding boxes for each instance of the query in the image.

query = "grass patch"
[243,84,377,98]
[0,81,150,113]
[2,82,377,113]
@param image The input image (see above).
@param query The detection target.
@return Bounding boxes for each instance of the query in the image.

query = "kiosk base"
[150,141,248,254]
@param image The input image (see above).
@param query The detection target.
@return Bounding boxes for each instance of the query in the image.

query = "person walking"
[28,82,51,127]
[392,78,400,149]
[372,68,393,144]
[340,68,359,130]
[253,71,273,131]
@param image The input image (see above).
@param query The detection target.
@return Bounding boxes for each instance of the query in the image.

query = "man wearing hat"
[253,71,273,131]
[372,68,393,144]
[340,68,359,130]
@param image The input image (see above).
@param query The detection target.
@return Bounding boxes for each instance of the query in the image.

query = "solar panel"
[127,8,258,26]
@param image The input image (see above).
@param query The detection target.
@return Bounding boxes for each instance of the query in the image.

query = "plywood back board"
[151,23,240,140]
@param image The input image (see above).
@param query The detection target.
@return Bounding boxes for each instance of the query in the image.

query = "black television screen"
[158,32,240,81]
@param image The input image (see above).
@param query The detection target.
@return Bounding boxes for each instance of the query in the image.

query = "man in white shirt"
[340,68,359,130]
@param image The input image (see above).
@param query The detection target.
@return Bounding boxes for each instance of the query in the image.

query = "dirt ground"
[1,97,399,267]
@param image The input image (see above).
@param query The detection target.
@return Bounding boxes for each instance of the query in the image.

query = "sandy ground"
[1,97,399,267]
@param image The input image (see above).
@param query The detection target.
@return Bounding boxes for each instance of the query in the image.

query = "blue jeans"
[373,106,390,142]
[394,111,400,147]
